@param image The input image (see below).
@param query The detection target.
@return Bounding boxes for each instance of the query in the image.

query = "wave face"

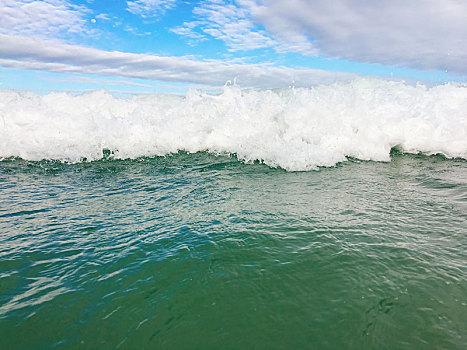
[1,78,466,170]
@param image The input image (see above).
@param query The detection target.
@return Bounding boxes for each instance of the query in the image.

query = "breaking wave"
[1,78,466,170]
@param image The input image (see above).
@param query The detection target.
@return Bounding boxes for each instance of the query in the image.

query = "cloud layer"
[171,0,315,55]
[0,34,356,88]
[169,0,467,75]
[126,0,177,19]
[245,0,467,74]
[0,0,465,88]
[0,0,91,38]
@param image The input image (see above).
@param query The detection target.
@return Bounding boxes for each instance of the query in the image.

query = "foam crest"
[1,78,466,170]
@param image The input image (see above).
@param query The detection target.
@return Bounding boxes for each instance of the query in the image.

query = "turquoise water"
[0,152,466,349]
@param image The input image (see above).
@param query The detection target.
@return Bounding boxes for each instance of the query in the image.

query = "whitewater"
[1,78,466,171]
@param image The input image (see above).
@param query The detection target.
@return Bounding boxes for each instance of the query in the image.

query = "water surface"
[0,153,466,349]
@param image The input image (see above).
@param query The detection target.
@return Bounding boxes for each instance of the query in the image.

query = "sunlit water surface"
[0,152,466,349]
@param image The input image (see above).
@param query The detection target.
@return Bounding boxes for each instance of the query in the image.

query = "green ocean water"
[0,152,466,349]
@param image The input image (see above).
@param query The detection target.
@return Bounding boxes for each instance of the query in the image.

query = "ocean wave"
[1,78,466,170]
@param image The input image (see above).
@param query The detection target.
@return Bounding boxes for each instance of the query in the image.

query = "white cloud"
[126,0,177,18]
[95,13,110,21]
[191,0,275,51]
[245,0,467,75]
[0,0,92,38]
[0,34,357,88]
[42,75,157,89]
[170,23,208,46]
[171,0,316,55]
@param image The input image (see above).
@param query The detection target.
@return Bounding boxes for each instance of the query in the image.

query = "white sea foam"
[0,78,466,170]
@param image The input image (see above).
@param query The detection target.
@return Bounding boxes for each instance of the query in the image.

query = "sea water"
[0,78,466,349]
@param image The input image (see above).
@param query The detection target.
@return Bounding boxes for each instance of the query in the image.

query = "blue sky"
[0,0,466,93]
